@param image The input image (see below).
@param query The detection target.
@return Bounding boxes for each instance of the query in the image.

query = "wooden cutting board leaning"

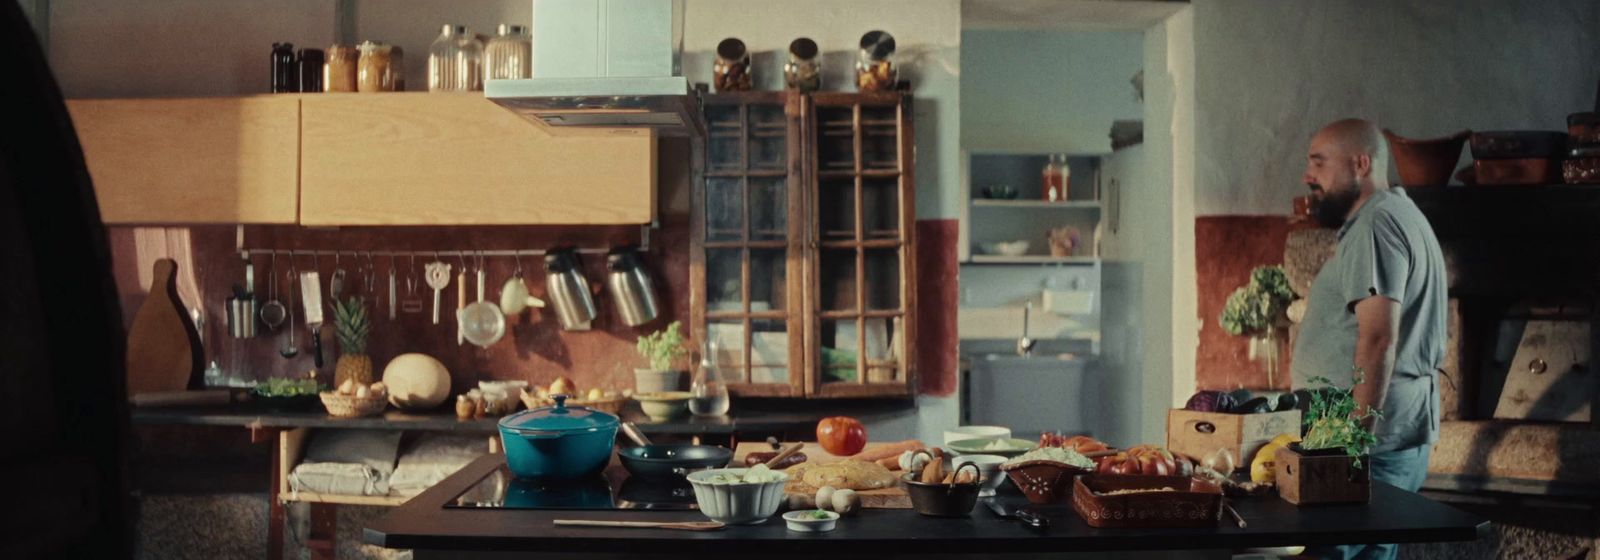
[125,259,204,396]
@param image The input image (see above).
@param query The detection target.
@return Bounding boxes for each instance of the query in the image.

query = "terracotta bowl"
[1001,460,1093,504]
[1383,129,1469,187]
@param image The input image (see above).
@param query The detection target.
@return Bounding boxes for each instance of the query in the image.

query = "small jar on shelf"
[356,41,400,92]
[712,37,752,92]
[855,30,897,92]
[1042,154,1070,202]
[484,24,531,80]
[428,24,484,92]
[784,37,821,92]
[270,42,297,93]
[324,44,359,92]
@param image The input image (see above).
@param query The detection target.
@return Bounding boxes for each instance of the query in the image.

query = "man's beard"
[1313,186,1360,228]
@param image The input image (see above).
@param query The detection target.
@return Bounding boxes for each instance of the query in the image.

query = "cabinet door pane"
[706,177,742,242]
[820,249,858,312]
[862,106,898,170]
[817,107,855,170]
[750,318,789,384]
[750,249,786,312]
[819,318,859,384]
[707,249,743,312]
[749,176,786,241]
[818,178,856,240]
[865,248,901,311]
[862,177,899,239]
[708,320,746,380]
[748,104,787,171]
[864,317,903,383]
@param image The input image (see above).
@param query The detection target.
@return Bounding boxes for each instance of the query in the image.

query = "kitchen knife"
[299,271,325,368]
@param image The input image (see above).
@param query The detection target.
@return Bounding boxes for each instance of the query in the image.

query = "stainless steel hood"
[486,0,702,137]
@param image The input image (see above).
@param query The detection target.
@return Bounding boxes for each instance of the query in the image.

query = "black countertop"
[131,399,916,436]
[364,455,1489,555]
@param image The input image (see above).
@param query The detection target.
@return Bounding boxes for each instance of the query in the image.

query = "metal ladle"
[259,251,287,331]
[279,252,300,358]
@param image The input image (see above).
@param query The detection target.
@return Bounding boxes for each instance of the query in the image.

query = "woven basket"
[1001,460,1092,504]
[568,395,627,415]
[319,392,388,418]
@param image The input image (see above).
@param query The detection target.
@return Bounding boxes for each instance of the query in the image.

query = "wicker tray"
[1000,460,1092,504]
[319,392,388,418]
[521,391,628,415]
[1071,474,1222,528]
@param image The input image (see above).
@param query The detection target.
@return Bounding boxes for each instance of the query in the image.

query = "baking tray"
[1071,474,1222,529]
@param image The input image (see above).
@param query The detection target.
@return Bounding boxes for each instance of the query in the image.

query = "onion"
[1203,448,1237,474]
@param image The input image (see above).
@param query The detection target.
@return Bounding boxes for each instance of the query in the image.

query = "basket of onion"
[320,380,389,418]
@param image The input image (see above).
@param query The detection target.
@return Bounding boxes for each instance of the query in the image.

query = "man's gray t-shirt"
[1291,188,1448,453]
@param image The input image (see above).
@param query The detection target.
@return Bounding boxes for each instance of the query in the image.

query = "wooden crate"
[1275,446,1370,505]
[1166,409,1301,468]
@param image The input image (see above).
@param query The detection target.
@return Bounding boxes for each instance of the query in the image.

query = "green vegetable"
[252,377,324,397]
[635,321,688,372]
[808,509,832,520]
[1301,370,1382,469]
[1219,265,1295,336]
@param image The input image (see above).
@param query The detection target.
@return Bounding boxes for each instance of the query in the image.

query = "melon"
[381,353,451,411]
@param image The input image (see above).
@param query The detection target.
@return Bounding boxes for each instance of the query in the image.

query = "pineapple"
[333,296,374,387]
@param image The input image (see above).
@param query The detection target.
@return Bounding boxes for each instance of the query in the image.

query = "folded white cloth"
[388,434,490,497]
[288,461,390,497]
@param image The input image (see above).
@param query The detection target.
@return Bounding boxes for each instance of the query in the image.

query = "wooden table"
[364,455,1489,559]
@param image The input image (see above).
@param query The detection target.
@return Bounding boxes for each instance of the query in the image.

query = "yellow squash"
[1250,433,1302,483]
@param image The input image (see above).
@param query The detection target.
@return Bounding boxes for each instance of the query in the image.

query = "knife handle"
[311,327,324,368]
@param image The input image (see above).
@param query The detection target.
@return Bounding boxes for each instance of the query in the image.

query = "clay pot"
[1383,129,1470,187]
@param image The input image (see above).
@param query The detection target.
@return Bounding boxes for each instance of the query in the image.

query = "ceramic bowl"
[947,437,1036,458]
[685,468,790,525]
[943,425,1012,447]
[782,509,840,532]
[632,391,692,421]
[954,454,1009,497]
[980,241,1030,257]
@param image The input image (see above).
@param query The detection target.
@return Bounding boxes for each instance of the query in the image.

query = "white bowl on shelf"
[979,241,1029,257]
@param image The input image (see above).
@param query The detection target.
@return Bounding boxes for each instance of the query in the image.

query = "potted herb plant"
[635,321,689,394]
[1275,369,1381,505]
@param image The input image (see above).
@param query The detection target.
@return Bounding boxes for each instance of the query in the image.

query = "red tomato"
[816,416,867,456]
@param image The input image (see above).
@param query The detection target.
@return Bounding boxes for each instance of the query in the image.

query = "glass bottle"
[784,37,821,92]
[712,37,751,93]
[1042,154,1070,202]
[855,30,897,92]
[689,341,730,416]
[270,42,297,93]
[296,48,324,93]
[428,24,484,92]
[484,24,532,80]
[357,41,398,92]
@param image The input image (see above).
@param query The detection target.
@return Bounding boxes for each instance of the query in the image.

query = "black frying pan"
[617,422,734,479]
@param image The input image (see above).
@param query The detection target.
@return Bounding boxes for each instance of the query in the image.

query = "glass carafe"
[428,24,484,92]
[484,24,531,80]
[689,341,730,416]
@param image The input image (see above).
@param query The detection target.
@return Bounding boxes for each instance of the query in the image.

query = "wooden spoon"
[553,520,726,532]
[764,443,805,468]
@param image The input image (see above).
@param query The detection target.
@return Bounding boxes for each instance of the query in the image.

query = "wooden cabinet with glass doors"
[691,89,915,398]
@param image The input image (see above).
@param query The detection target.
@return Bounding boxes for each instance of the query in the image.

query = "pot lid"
[499,394,619,433]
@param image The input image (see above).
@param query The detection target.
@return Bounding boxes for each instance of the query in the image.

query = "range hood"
[486,0,703,137]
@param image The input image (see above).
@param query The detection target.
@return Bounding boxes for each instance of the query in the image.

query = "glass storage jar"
[270,42,297,93]
[712,37,751,93]
[357,41,399,92]
[324,44,359,92]
[296,48,324,93]
[428,24,484,92]
[855,30,897,92]
[784,37,821,92]
[1042,154,1070,202]
[484,24,532,80]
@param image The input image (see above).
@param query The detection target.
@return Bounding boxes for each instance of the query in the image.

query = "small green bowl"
[947,437,1036,458]
[632,391,692,421]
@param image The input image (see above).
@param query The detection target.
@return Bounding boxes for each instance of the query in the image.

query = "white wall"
[1165,7,1197,412]
[1193,0,1600,216]
[960,29,1144,154]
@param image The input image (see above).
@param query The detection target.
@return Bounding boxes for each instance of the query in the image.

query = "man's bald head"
[1311,118,1390,185]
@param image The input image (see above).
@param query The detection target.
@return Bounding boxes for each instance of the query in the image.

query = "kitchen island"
[364,455,1488,559]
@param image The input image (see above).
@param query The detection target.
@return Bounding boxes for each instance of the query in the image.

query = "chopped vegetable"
[704,464,785,484]
[808,509,832,520]
[1003,446,1095,470]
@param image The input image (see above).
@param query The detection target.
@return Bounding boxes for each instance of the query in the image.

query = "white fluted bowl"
[685,468,790,525]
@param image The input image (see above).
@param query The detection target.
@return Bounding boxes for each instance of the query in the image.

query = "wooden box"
[1274,446,1370,505]
[1166,409,1301,469]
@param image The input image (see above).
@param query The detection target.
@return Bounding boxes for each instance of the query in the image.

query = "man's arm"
[1352,295,1399,423]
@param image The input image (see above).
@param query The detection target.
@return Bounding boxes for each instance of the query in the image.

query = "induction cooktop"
[445,463,699,511]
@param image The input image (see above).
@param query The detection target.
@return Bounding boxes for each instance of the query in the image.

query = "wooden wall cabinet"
[299,93,656,226]
[691,90,916,398]
[68,96,301,224]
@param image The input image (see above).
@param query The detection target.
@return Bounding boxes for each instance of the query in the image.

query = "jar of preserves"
[855,30,897,92]
[324,44,359,92]
[484,24,531,80]
[712,37,751,92]
[270,42,297,93]
[357,41,399,92]
[784,37,820,92]
[1042,154,1070,202]
[428,24,484,92]
[296,48,324,93]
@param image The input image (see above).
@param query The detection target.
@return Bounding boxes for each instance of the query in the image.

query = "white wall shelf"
[971,200,1101,210]
[966,255,1100,265]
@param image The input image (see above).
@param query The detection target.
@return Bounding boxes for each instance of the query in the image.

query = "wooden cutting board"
[733,442,912,509]
[126,259,203,395]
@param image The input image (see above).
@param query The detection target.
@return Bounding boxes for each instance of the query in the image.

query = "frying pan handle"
[620,422,653,447]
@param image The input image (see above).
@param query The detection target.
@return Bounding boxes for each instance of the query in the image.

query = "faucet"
[1016,302,1036,357]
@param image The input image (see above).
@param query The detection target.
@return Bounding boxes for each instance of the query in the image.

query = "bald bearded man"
[1292,119,1448,560]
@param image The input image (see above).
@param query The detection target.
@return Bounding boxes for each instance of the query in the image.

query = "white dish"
[954,454,1009,498]
[980,241,1029,257]
[943,425,1012,446]
[782,510,839,532]
[685,468,790,525]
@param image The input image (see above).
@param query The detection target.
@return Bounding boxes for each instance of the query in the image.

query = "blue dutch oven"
[498,394,619,479]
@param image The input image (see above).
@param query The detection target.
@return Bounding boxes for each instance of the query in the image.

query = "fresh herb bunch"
[252,376,324,397]
[1219,265,1296,336]
[636,321,688,372]
[1301,369,1382,469]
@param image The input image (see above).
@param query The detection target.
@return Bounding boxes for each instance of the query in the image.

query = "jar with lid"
[296,48,324,93]
[428,24,484,92]
[270,42,297,93]
[784,37,821,92]
[1042,154,1070,202]
[484,24,531,80]
[712,37,751,93]
[855,30,897,92]
[324,44,359,92]
[357,41,399,92]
